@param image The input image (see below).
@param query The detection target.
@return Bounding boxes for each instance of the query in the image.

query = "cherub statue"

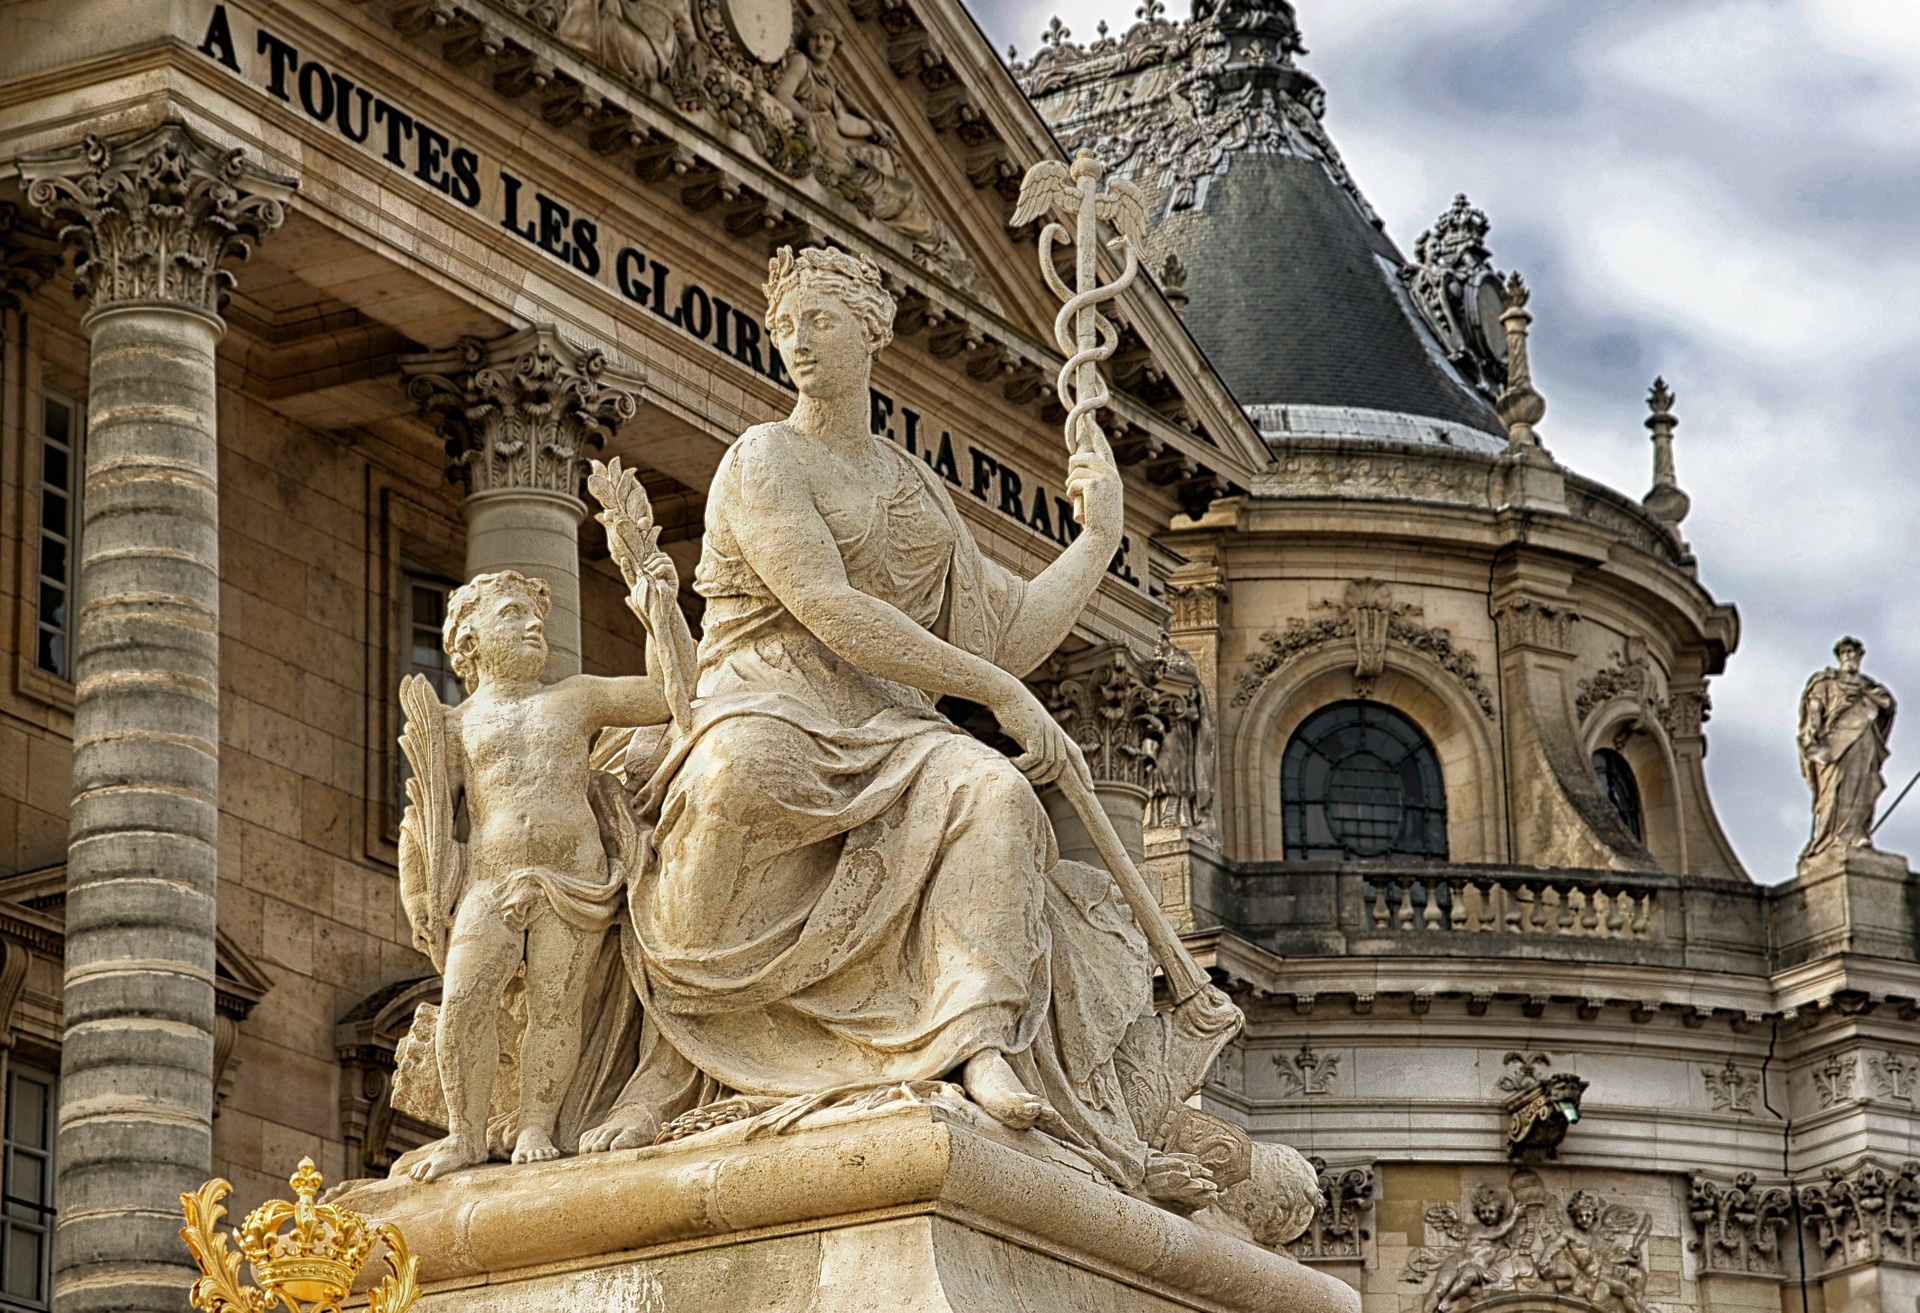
[1418,1184,1521,1313]
[396,564,676,1181]
[1542,1190,1651,1313]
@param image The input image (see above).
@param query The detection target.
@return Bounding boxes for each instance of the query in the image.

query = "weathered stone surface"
[337,1104,1357,1313]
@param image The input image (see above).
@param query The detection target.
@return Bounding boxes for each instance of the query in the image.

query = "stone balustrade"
[1360,868,1661,941]
[1223,861,1774,972]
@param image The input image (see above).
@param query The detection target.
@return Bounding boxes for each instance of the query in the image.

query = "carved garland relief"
[1403,1168,1660,1313]
[1231,578,1495,718]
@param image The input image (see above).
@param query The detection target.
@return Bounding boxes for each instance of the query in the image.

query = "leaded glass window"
[1282,700,1449,860]
[1592,748,1643,841]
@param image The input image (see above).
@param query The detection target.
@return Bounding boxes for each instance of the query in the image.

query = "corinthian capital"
[403,327,646,498]
[21,123,295,320]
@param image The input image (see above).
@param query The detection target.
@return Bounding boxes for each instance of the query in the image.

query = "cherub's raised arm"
[566,670,673,732]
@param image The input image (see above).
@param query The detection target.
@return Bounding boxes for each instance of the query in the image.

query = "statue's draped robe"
[1799,669,1896,859]
[602,427,1181,1187]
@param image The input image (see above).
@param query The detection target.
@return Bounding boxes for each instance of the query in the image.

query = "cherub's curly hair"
[764,246,895,353]
[443,570,551,693]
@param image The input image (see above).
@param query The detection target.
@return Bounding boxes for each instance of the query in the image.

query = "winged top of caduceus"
[1008,150,1224,1010]
[1011,150,1148,462]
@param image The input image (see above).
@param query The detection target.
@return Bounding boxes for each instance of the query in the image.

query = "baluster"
[1423,881,1443,930]
[1531,884,1554,934]
[1630,890,1653,939]
[1579,884,1600,935]
[1602,887,1627,938]
[1478,880,1499,932]
[1554,883,1577,934]
[1367,880,1388,932]
[1509,883,1531,934]
[1396,879,1415,932]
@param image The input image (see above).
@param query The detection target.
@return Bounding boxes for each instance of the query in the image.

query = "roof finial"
[1137,0,1166,19]
[1043,15,1072,46]
[1642,376,1691,530]
[1495,273,1547,455]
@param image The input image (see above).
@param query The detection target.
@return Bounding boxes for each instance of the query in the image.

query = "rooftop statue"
[389,237,1311,1237]
[1798,636,1897,862]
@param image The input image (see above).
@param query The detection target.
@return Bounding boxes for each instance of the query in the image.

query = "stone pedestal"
[1775,845,1915,968]
[335,1104,1358,1313]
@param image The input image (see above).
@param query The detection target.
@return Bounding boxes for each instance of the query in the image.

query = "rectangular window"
[1,1065,56,1312]
[406,572,463,706]
[398,571,462,819]
[33,393,81,681]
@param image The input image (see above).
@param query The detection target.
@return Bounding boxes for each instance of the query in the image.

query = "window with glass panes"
[2,1065,56,1312]
[33,393,81,680]
[398,572,463,818]
[407,572,463,705]
[1281,700,1449,861]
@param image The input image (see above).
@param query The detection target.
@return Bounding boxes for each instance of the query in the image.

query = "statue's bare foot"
[581,1107,660,1153]
[963,1050,1051,1130]
[512,1128,564,1164]
[407,1134,486,1182]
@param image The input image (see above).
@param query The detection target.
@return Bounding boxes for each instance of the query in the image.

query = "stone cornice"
[339,0,1260,505]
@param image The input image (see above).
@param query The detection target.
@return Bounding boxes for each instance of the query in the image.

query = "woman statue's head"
[765,246,895,399]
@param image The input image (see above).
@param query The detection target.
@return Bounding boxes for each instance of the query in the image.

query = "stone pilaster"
[21,123,293,1313]
[403,327,644,679]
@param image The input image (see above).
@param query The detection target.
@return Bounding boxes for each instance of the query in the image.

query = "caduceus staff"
[1012,151,1214,1006]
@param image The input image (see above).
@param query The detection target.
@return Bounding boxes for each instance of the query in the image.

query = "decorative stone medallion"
[723,0,794,65]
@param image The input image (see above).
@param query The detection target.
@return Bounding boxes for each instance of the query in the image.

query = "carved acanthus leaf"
[1287,1157,1375,1262]
[21,123,295,318]
[403,326,645,497]
[1688,1172,1791,1277]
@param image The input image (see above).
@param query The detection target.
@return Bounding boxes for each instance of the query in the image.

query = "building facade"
[0,0,1909,1311]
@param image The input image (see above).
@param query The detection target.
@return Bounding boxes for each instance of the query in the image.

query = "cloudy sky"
[969,0,1920,881]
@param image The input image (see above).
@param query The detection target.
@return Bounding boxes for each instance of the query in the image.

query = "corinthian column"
[22,124,293,1313]
[403,327,644,679]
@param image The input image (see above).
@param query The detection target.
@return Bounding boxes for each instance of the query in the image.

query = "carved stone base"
[1777,845,1915,968]
[333,1103,1357,1313]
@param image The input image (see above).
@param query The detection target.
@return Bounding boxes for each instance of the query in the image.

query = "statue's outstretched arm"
[993,447,1124,677]
[734,451,1073,781]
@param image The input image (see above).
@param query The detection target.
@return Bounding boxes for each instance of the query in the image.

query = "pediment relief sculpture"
[378,234,1313,1245]
[1404,1169,1659,1313]
[538,0,975,282]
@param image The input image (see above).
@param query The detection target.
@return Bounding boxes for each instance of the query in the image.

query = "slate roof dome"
[1017,0,1509,451]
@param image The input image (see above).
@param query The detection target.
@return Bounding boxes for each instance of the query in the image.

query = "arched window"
[1282,701,1448,860]
[1591,748,1643,841]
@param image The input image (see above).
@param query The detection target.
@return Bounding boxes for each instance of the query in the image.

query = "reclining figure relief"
[390,245,1316,1246]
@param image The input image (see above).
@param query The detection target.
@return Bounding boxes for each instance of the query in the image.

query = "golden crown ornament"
[180,1158,421,1313]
